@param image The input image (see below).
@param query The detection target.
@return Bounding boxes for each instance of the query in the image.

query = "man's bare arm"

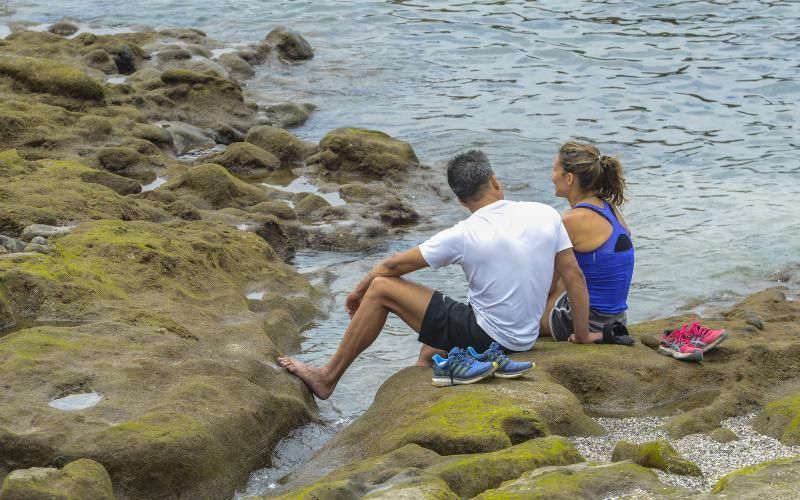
[553,248,599,343]
[345,247,429,317]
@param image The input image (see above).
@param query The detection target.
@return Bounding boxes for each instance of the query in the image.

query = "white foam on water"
[246,291,265,300]
[141,176,167,192]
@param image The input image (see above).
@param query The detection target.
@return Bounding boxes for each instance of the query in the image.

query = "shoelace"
[690,321,715,338]
[664,325,693,346]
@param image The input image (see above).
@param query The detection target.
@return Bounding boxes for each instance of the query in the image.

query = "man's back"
[420,199,572,350]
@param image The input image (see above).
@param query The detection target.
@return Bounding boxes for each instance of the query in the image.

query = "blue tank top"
[573,201,634,314]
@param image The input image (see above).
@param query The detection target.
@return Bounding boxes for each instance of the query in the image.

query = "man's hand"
[345,289,364,318]
[568,331,603,343]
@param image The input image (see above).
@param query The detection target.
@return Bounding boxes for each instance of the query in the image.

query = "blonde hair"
[558,141,627,206]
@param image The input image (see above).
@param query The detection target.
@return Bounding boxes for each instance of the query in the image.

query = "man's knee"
[365,276,401,300]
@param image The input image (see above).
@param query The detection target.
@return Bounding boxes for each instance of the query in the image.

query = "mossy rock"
[428,436,584,498]
[83,48,117,74]
[249,200,297,220]
[96,146,144,172]
[311,128,419,178]
[264,26,314,61]
[474,461,689,499]
[0,55,104,100]
[711,455,800,496]
[78,170,142,195]
[752,392,800,445]
[0,459,114,500]
[218,53,254,80]
[205,142,280,174]
[0,155,164,236]
[160,69,217,85]
[262,102,314,128]
[48,21,79,37]
[167,163,269,209]
[338,183,386,203]
[612,439,702,476]
[294,193,330,217]
[709,427,739,443]
[245,125,314,166]
[363,475,457,499]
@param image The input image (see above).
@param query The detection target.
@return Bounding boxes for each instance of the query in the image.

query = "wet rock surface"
[0,459,114,500]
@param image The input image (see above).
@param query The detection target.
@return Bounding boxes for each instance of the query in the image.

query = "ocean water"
[3,0,799,493]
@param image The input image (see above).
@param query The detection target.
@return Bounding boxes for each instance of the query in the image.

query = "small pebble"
[31,236,48,245]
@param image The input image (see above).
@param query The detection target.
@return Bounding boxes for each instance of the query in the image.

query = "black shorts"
[418,291,498,352]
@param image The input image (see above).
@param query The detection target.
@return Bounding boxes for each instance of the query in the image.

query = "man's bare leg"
[277,277,434,399]
[416,344,447,367]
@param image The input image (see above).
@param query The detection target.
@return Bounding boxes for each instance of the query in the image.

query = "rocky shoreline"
[1,18,799,500]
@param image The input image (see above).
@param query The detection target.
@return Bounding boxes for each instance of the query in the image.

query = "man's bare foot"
[277,357,335,400]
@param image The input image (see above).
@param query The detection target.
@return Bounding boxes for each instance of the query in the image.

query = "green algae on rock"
[474,461,690,499]
[165,163,269,209]
[753,392,800,446]
[202,141,281,174]
[310,128,419,178]
[711,455,800,496]
[611,439,703,476]
[0,459,114,500]
[245,125,315,166]
[0,55,105,100]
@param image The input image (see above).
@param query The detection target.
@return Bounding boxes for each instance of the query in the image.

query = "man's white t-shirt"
[419,199,572,351]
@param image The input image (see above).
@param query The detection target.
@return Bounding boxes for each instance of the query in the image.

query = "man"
[278,150,597,399]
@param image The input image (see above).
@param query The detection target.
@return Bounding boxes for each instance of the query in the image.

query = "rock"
[23,242,52,254]
[0,459,113,500]
[0,220,319,498]
[0,235,26,253]
[245,125,314,166]
[133,124,174,147]
[47,21,79,37]
[611,439,703,476]
[262,102,315,128]
[157,48,193,62]
[711,456,800,497]
[80,170,142,196]
[159,28,208,44]
[97,146,145,173]
[255,216,295,262]
[0,55,105,100]
[30,236,47,245]
[309,128,419,178]
[745,312,765,330]
[83,49,118,74]
[378,198,419,226]
[709,427,739,443]
[265,26,314,61]
[753,392,800,445]
[160,68,217,85]
[21,224,72,241]
[167,163,268,209]
[473,461,689,499]
[158,122,215,155]
[204,142,280,175]
[339,183,386,203]
[218,53,255,80]
[294,193,330,217]
[249,201,297,220]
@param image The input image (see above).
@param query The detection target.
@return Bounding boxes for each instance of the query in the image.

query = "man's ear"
[490,175,501,190]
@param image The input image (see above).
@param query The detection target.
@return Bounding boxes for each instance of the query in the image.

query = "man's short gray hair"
[446,149,494,202]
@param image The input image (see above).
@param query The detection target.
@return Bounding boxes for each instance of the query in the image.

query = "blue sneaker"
[431,347,497,387]
[467,342,535,379]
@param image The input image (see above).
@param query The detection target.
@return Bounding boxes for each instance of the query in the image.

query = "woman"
[541,141,634,343]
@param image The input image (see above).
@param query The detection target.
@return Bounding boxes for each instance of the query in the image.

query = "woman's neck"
[567,191,601,209]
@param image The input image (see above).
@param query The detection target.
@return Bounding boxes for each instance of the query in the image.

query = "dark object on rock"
[255,216,295,261]
[378,199,419,226]
[744,312,765,330]
[211,123,245,145]
[48,21,79,37]
[265,26,314,61]
[594,321,635,346]
[111,44,138,74]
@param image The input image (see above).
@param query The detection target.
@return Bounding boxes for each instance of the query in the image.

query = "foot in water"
[276,357,335,400]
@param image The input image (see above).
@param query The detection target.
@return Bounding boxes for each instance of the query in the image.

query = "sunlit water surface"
[3,0,799,494]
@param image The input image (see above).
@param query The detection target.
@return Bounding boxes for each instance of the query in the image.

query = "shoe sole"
[657,345,703,362]
[494,364,536,379]
[698,331,728,353]
[432,364,498,387]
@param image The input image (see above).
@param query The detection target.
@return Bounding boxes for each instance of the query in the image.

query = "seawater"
[3,0,799,492]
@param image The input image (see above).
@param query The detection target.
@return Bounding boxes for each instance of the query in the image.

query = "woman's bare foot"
[277,357,335,400]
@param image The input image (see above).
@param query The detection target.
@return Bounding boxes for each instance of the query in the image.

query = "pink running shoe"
[687,321,727,352]
[658,325,704,362]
